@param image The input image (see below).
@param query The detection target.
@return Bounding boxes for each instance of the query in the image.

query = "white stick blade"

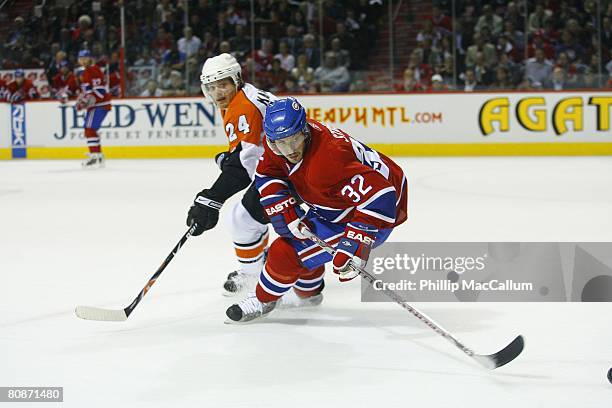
[75,306,128,322]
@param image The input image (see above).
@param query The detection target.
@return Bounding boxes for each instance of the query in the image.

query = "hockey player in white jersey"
[186,53,275,295]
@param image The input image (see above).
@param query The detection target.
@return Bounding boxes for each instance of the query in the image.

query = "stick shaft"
[123,223,197,317]
[302,228,476,357]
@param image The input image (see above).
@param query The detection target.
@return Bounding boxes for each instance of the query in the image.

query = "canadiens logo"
[265,197,297,215]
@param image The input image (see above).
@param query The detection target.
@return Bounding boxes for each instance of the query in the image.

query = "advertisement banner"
[363,242,612,302]
[298,92,612,144]
[10,103,26,158]
[1,91,611,159]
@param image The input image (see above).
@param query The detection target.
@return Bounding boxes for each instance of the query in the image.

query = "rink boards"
[1,90,611,159]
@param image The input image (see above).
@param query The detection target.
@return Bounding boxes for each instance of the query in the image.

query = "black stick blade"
[475,335,525,369]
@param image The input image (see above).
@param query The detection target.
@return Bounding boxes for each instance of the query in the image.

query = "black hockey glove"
[186,190,224,236]
[214,151,229,170]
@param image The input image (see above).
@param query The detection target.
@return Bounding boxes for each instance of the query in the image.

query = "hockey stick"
[75,223,198,322]
[300,226,524,370]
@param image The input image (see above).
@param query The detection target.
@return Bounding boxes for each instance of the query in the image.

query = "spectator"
[431,5,452,35]
[201,32,219,60]
[314,51,350,92]
[157,64,173,89]
[399,67,424,92]
[162,70,186,96]
[406,50,433,86]
[555,30,585,63]
[291,54,315,90]
[580,68,598,89]
[134,48,156,67]
[330,37,350,68]
[465,32,497,69]
[349,78,369,92]
[496,35,518,63]
[151,28,173,61]
[284,77,300,93]
[460,69,483,92]
[58,28,74,55]
[550,66,569,90]
[504,2,523,32]
[333,22,355,56]
[46,50,67,84]
[162,42,186,71]
[489,66,514,90]
[253,39,274,73]
[275,41,296,72]
[281,25,303,56]
[430,74,448,91]
[302,34,320,69]
[473,52,494,86]
[268,58,288,93]
[554,52,579,86]
[140,79,163,97]
[474,5,503,36]
[177,26,201,58]
[525,48,553,87]
[418,37,443,67]
[219,40,232,55]
[417,20,441,48]
[527,30,556,60]
[229,24,251,60]
[528,4,550,34]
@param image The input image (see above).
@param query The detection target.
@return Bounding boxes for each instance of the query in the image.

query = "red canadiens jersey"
[52,72,79,98]
[78,65,111,109]
[6,79,39,102]
[0,78,7,101]
[255,119,408,230]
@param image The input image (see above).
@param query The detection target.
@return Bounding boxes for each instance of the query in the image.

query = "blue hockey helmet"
[264,97,307,142]
[78,49,92,58]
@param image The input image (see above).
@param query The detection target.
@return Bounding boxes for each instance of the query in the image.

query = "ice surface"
[1,157,611,407]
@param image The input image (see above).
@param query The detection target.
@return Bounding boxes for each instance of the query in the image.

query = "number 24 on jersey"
[226,115,251,142]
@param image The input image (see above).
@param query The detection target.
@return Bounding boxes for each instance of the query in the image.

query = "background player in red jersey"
[76,49,112,168]
[226,97,408,322]
[6,69,39,103]
[52,61,79,103]
[0,77,7,102]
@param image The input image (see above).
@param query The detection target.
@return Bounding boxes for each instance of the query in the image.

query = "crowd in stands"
[0,0,610,102]
[401,0,612,92]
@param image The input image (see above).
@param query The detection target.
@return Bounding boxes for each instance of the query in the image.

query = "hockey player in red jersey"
[0,77,7,102]
[52,61,79,102]
[6,69,39,103]
[226,97,408,322]
[76,49,111,168]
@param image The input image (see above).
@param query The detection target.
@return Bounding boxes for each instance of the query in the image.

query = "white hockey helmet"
[200,53,242,97]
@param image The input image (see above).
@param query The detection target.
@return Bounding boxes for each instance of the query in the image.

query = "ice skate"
[82,153,105,169]
[223,270,258,296]
[278,287,324,309]
[225,293,277,323]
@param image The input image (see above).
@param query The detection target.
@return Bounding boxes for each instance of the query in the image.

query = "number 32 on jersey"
[341,174,372,203]
[226,115,251,142]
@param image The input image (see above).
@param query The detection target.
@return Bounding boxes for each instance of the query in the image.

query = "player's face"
[205,78,237,109]
[271,131,307,164]
[78,57,91,67]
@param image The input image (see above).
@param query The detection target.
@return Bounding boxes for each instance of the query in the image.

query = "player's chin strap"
[299,225,525,370]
